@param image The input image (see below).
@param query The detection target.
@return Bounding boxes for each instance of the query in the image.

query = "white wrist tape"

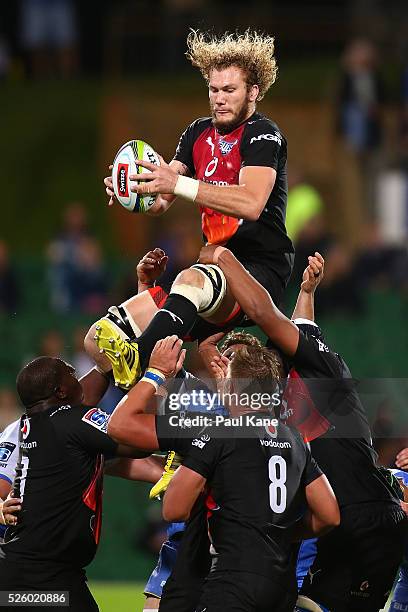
[174,176,199,202]
[93,365,111,378]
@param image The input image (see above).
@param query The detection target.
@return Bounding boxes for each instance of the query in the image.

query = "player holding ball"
[96,29,293,389]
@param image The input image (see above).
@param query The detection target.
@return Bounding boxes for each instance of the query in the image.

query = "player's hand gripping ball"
[112,140,160,213]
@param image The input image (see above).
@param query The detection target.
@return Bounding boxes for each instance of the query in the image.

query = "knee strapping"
[104,304,142,341]
[170,264,227,318]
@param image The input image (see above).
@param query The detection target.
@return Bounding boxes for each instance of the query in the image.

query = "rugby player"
[162,352,340,612]
[0,358,166,611]
[198,245,407,612]
[97,29,294,388]
[104,331,338,612]
[389,466,408,612]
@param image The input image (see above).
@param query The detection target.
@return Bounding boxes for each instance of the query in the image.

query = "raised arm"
[79,367,110,408]
[136,247,169,294]
[105,455,166,482]
[294,474,340,540]
[291,252,324,322]
[107,335,185,450]
[162,465,206,522]
[131,160,275,221]
[199,246,300,356]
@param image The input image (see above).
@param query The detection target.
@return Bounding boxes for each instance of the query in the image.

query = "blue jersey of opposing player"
[0,420,20,542]
[390,469,408,612]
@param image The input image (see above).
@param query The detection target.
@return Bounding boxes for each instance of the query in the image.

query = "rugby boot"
[149,451,182,500]
[93,319,141,389]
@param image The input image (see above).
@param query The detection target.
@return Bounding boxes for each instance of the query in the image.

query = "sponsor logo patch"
[192,438,207,449]
[250,132,281,146]
[316,339,329,353]
[82,408,110,433]
[0,442,16,463]
[117,163,129,197]
[265,422,278,438]
[219,138,238,155]
[21,417,30,440]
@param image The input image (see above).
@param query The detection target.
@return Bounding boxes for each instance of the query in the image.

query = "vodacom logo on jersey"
[205,157,218,177]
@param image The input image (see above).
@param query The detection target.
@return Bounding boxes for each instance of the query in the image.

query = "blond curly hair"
[186,29,278,100]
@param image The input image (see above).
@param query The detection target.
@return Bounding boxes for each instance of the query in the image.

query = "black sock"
[137,294,198,370]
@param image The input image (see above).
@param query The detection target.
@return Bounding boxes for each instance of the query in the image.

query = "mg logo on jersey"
[219,138,238,155]
[249,132,281,146]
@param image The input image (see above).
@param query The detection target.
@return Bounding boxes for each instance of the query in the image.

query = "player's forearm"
[198,345,221,379]
[106,455,165,482]
[293,510,336,540]
[217,250,277,324]
[108,380,157,444]
[291,289,315,322]
[80,368,110,407]
[138,281,152,293]
[195,182,262,221]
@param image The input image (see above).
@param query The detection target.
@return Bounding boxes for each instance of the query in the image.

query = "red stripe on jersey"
[281,369,331,443]
[148,285,169,308]
[193,125,245,245]
[206,491,218,519]
[82,454,105,545]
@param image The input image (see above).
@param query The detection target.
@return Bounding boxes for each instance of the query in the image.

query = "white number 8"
[269,456,287,513]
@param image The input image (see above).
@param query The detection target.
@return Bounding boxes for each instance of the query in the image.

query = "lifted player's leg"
[89,264,238,389]
[84,289,162,383]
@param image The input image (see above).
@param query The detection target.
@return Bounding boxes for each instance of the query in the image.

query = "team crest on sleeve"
[82,408,110,433]
[219,138,238,155]
[0,442,16,464]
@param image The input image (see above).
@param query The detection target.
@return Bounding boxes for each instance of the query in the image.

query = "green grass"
[89,582,393,612]
[90,583,146,612]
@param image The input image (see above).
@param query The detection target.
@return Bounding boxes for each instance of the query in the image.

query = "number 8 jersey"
[181,418,322,581]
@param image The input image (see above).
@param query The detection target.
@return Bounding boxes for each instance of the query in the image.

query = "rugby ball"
[112,140,160,213]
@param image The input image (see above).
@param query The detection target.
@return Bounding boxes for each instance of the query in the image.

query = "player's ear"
[249,84,259,102]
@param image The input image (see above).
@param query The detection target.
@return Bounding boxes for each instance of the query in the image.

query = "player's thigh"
[122,290,160,333]
[205,260,286,325]
[300,528,351,612]
[196,572,295,612]
[347,507,407,612]
[159,575,204,612]
[204,279,237,325]
[144,537,180,603]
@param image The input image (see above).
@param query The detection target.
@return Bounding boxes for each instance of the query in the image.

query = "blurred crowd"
[0,1,407,79]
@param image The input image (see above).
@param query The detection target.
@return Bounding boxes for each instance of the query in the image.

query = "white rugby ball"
[112,139,160,213]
